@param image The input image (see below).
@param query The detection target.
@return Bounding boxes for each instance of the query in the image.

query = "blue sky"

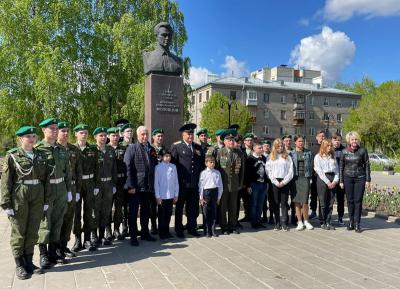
[177,0,400,86]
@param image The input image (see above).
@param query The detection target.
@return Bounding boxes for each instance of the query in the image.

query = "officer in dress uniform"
[1,126,48,279]
[57,122,82,258]
[170,123,202,238]
[36,118,72,268]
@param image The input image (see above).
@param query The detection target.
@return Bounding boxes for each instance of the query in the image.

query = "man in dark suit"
[124,126,158,246]
[170,123,202,238]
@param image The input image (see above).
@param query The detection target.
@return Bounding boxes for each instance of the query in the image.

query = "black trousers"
[310,174,318,212]
[336,186,345,219]
[175,187,198,233]
[158,199,173,238]
[149,191,158,229]
[220,190,238,231]
[288,180,297,225]
[203,188,218,234]
[128,191,150,238]
[271,181,289,225]
[344,176,366,224]
[316,173,337,224]
[237,187,250,220]
[262,178,273,219]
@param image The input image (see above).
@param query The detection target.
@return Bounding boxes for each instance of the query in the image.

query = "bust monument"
[143,22,183,76]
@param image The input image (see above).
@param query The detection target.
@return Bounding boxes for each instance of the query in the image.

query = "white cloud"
[189,66,211,87]
[323,0,400,21]
[298,18,310,27]
[221,55,248,77]
[290,26,356,83]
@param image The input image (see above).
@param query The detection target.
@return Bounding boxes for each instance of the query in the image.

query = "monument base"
[145,74,184,148]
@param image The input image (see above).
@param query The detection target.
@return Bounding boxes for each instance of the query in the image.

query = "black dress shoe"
[222,230,230,235]
[236,222,243,228]
[231,229,240,234]
[188,230,200,237]
[347,222,355,231]
[355,223,362,233]
[63,247,76,258]
[141,234,157,241]
[176,231,185,238]
[130,238,139,246]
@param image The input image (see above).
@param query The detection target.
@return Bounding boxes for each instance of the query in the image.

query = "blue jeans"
[250,182,267,225]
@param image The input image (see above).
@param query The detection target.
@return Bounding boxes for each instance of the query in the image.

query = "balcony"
[246,91,258,106]
[293,111,305,126]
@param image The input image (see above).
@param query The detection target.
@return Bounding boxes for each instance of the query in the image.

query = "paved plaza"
[1,208,400,289]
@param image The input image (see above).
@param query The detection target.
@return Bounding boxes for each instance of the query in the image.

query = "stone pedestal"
[145,74,184,148]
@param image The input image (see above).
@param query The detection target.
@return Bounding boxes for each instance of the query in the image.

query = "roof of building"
[192,76,360,97]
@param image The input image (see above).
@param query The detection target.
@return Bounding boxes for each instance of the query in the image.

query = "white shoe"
[304,220,314,230]
[296,221,305,231]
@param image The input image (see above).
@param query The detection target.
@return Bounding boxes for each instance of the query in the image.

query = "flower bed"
[363,185,400,217]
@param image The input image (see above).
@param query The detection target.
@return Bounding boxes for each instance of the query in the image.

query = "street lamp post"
[222,93,237,127]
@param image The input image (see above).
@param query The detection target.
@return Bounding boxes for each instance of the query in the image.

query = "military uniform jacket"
[152,144,165,164]
[1,148,49,209]
[216,147,245,193]
[35,140,71,193]
[97,145,117,186]
[109,144,127,179]
[62,143,82,196]
[75,143,100,187]
[170,141,202,190]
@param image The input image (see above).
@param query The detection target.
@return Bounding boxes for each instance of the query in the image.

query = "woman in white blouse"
[265,138,294,231]
[314,139,339,230]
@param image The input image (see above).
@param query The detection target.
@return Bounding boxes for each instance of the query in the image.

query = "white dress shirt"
[265,154,294,186]
[314,154,339,185]
[154,162,179,199]
[198,168,223,200]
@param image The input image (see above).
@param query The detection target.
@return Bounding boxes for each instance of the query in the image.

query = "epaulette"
[34,143,41,148]
[173,141,181,145]
[7,148,18,154]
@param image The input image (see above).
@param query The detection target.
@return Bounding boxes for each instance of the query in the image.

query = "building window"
[263,109,269,119]
[323,113,329,121]
[296,94,305,104]
[247,91,257,100]
[337,99,342,107]
[337,114,342,123]
[230,90,237,100]
[309,112,315,120]
[191,95,195,105]
[263,93,270,103]
[280,127,285,135]
[264,126,269,134]
[337,127,342,135]
[323,97,329,106]
[281,95,287,104]
[281,110,287,120]
[309,96,314,106]
[309,127,315,136]
[295,127,302,135]
[199,93,202,103]
[206,90,209,101]
[351,100,357,108]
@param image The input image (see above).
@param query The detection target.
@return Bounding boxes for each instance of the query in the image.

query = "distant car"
[368,153,396,165]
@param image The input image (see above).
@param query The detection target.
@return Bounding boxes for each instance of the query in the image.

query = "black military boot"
[113,223,124,240]
[48,243,67,265]
[71,235,83,252]
[91,230,100,247]
[38,244,51,269]
[15,256,29,280]
[61,242,76,258]
[104,226,113,245]
[25,254,44,274]
[121,222,128,239]
[84,232,97,251]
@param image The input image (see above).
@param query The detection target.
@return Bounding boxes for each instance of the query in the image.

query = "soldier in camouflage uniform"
[206,128,225,158]
[94,127,117,245]
[72,124,100,252]
[36,118,72,268]
[107,127,127,240]
[57,122,82,258]
[1,126,48,279]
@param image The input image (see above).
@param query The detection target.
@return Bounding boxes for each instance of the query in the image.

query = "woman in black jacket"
[339,131,371,233]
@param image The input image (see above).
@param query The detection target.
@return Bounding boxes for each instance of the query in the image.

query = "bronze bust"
[143,22,183,76]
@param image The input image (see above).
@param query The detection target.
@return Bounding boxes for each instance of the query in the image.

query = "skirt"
[292,176,310,204]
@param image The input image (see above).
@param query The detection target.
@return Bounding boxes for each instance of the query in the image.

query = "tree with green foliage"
[200,92,252,141]
[0,0,188,145]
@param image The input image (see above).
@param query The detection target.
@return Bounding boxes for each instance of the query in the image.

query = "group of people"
[0,118,371,280]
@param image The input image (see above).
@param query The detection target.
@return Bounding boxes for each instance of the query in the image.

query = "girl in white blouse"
[314,139,339,230]
[265,139,294,231]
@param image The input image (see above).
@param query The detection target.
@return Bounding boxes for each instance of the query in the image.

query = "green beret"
[121,123,132,132]
[57,121,69,129]
[152,128,164,136]
[196,128,208,136]
[215,129,225,136]
[73,123,89,132]
[16,126,37,136]
[38,118,58,127]
[281,134,292,140]
[221,129,237,141]
[93,127,108,136]
[262,140,271,145]
[243,132,255,140]
[107,127,119,134]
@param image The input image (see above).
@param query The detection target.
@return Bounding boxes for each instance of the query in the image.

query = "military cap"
[73,123,89,132]
[215,129,225,136]
[221,129,237,141]
[228,124,240,131]
[243,132,255,140]
[38,118,58,127]
[281,134,292,140]
[107,127,119,134]
[121,123,132,132]
[57,121,69,129]
[16,126,37,136]
[196,128,208,136]
[115,118,129,128]
[262,140,272,145]
[152,128,164,136]
[93,127,108,136]
[179,123,197,133]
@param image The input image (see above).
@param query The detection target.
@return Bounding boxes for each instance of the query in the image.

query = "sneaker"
[304,220,314,230]
[273,224,281,231]
[296,221,305,231]
[338,218,344,226]
[309,211,317,220]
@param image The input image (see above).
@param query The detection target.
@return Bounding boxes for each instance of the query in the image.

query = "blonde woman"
[339,131,371,233]
[265,139,293,231]
[314,140,339,230]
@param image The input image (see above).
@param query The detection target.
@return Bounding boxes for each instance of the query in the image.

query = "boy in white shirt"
[154,151,179,239]
[199,156,223,237]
